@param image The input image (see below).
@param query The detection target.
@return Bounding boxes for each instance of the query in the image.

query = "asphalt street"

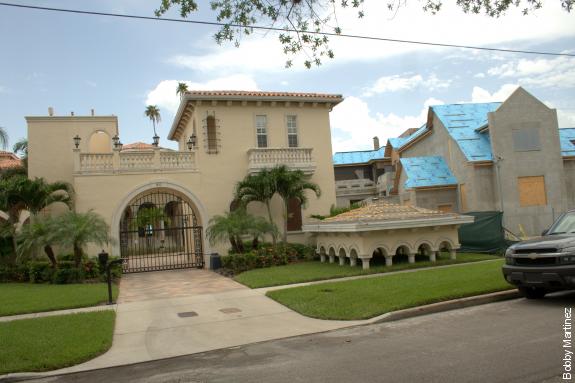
[21,291,575,383]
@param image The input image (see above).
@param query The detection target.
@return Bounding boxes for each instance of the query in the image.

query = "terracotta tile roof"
[322,201,457,223]
[185,90,343,100]
[0,151,22,169]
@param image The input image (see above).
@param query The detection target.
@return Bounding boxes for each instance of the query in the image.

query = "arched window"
[88,131,111,153]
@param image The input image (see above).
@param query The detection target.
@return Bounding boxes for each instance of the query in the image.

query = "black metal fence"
[119,189,204,273]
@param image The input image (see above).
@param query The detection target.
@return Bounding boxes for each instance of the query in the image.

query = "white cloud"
[363,73,450,96]
[145,75,259,114]
[474,72,485,78]
[470,84,519,103]
[330,96,443,152]
[545,101,575,128]
[0,85,6,93]
[168,0,575,74]
[486,57,575,89]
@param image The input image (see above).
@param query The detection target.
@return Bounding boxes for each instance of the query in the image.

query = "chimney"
[48,107,54,116]
[91,109,95,116]
[373,136,380,150]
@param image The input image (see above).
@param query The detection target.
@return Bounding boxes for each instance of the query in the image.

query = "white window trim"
[285,113,300,148]
[255,114,269,148]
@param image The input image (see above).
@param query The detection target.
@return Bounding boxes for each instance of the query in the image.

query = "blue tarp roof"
[400,156,458,189]
[560,128,575,157]
[388,124,428,150]
[431,102,501,162]
[332,146,386,165]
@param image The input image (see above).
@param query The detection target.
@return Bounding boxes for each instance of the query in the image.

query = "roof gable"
[388,124,429,151]
[400,156,457,189]
[431,102,501,162]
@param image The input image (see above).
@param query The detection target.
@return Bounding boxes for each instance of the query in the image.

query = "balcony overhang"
[247,147,316,174]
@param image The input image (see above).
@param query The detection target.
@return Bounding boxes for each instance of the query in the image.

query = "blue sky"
[0,0,574,153]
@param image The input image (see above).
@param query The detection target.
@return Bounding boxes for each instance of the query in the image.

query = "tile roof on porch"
[322,201,457,223]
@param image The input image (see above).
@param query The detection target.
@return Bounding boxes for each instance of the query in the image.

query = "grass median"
[0,283,119,317]
[266,259,512,320]
[235,253,499,288]
[0,310,115,374]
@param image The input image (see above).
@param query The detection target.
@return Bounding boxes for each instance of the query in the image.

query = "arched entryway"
[119,188,204,273]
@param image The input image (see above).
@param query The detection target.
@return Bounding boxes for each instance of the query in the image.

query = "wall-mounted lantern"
[187,134,196,151]
[152,135,160,147]
[117,141,123,151]
[112,134,120,148]
[73,135,81,149]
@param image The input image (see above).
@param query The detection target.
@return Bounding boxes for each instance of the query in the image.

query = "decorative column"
[339,256,345,266]
[329,254,335,263]
[350,257,357,267]
[73,148,81,173]
[408,253,416,264]
[112,148,120,173]
[430,251,437,262]
[385,256,393,267]
[320,254,326,263]
[153,145,161,171]
[450,249,457,260]
[360,257,370,270]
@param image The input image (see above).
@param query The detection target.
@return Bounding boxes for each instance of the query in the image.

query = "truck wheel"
[519,286,547,299]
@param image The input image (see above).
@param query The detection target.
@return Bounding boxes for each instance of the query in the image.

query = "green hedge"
[0,256,122,284]
[221,243,316,274]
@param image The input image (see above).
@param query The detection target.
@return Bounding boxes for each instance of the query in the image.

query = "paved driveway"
[117,269,246,303]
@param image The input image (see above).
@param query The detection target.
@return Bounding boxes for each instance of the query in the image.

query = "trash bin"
[209,253,221,270]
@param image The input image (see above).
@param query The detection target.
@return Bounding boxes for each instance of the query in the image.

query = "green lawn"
[235,253,500,288]
[0,311,115,374]
[0,283,119,317]
[267,260,512,320]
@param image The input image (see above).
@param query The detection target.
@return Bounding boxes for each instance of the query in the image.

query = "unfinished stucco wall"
[489,88,566,235]
[413,188,459,211]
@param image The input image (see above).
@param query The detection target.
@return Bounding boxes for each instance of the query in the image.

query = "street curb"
[0,289,521,382]
[367,289,521,324]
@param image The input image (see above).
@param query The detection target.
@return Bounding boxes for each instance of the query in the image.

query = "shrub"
[0,264,29,282]
[221,242,317,274]
[28,261,54,283]
[52,267,85,284]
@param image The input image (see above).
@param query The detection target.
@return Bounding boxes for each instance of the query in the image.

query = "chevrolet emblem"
[529,253,538,259]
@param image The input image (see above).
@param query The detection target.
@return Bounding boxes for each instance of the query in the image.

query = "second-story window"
[287,115,298,148]
[256,115,268,148]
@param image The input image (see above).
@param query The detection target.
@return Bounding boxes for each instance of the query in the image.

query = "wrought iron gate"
[119,189,204,273]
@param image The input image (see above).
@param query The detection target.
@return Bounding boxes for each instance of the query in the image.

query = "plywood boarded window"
[518,176,547,207]
[287,198,302,232]
[460,184,467,212]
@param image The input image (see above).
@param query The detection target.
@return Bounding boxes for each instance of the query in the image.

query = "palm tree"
[144,105,161,139]
[12,138,28,169]
[0,176,74,257]
[271,165,321,242]
[176,82,189,100]
[0,126,7,150]
[235,169,277,228]
[16,215,58,267]
[54,211,110,267]
[206,209,277,253]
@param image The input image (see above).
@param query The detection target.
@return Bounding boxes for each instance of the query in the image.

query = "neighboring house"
[333,87,575,236]
[0,151,22,172]
[26,91,342,271]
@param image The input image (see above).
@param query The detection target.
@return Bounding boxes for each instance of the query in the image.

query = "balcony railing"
[335,178,377,196]
[74,149,197,175]
[247,148,315,174]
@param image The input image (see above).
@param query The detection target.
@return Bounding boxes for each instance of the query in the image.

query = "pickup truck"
[502,209,575,299]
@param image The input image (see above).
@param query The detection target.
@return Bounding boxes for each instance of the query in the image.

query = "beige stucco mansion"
[26,91,343,270]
